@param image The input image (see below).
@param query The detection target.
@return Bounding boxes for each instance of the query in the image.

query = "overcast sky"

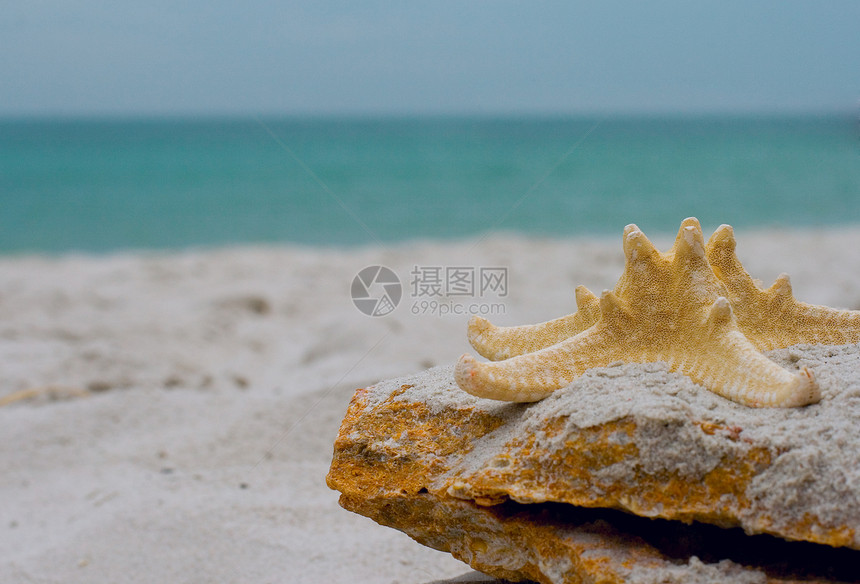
[2,1,858,117]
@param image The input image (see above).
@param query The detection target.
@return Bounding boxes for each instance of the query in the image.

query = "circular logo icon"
[351,265,402,317]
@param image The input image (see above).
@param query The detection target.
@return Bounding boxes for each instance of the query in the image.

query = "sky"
[2,1,859,117]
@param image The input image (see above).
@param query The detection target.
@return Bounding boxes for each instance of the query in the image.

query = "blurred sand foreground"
[2,225,860,584]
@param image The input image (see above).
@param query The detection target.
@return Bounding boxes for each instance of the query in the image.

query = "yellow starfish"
[468,221,860,358]
[455,218,820,408]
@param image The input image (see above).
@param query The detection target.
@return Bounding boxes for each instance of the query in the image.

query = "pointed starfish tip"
[599,290,628,318]
[707,297,734,326]
[707,224,737,251]
[454,353,478,384]
[623,228,658,263]
[468,314,488,328]
[673,222,708,265]
[575,285,598,307]
[770,273,793,296]
[783,366,821,407]
[680,216,701,230]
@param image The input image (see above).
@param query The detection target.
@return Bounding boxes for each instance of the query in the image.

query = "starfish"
[468,222,860,358]
[455,218,821,408]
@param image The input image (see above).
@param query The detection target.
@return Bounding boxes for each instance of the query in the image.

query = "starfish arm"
[670,299,820,407]
[785,301,860,347]
[455,325,627,402]
[456,291,631,402]
[467,286,600,360]
[707,224,860,350]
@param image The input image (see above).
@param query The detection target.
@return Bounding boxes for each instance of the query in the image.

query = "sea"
[1,115,858,254]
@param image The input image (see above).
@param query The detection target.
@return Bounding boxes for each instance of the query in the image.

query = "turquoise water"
[1,116,858,253]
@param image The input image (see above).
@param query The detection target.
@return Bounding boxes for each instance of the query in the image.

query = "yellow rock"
[328,360,860,582]
[343,493,857,584]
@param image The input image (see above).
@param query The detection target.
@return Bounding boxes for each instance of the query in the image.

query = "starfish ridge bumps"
[455,218,833,408]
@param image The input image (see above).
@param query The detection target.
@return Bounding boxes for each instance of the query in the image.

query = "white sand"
[2,225,860,583]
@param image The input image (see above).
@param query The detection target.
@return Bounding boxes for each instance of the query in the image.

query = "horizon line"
[0,107,855,123]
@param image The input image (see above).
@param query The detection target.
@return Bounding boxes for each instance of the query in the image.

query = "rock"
[422,572,521,584]
[343,491,859,583]
[327,346,860,583]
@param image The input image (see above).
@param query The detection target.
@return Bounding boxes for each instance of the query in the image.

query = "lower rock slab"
[343,492,860,584]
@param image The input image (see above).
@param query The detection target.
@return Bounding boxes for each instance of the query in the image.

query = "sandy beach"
[3,224,860,583]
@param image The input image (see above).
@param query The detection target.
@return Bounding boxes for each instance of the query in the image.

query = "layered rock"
[327,344,860,583]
